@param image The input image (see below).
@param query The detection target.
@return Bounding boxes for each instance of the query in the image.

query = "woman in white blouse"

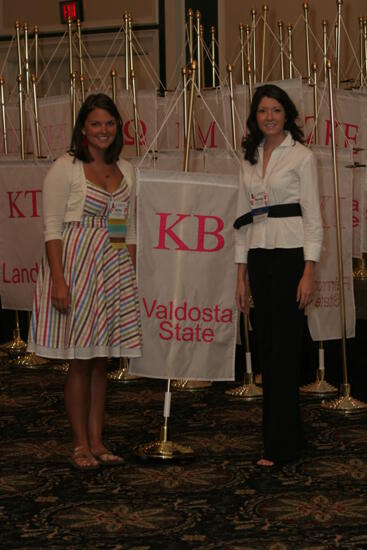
[235,84,323,466]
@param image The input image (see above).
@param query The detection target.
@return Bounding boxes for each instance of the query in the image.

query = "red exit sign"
[59,1,84,23]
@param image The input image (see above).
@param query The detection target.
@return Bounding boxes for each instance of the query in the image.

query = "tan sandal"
[92,449,124,466]
[71,447,99,470]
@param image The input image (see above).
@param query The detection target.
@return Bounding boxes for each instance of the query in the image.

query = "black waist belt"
[233,203,302,230]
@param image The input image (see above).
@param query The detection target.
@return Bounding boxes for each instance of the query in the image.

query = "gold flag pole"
[245,24,251,77]
[188,8,194,64]
[251,8,257,84]
[31,74,41,158]
[239,23,245,85]
[322,19,328,82]
[135,67,198,459]
[321,60,367,413]
[226,64,261,400]
[111,69,116,103]
[128,15,134,79]
[15,21,22,79]
[359,16,364,88]
[23,22,30,95]
[248,62,254,104]
[0,77,8,155]
[312,62,319,145]
[261,4,269,82]
[182,66,188,141]
[227,64,236,149]
[76,19,85,102]
[123,12,129,90]
[211,26,216,87]
[363,17,367,85]
[17,75,25,160]
[200,24,205,89]
[278,20,285,80]
[196,11,201,92]
[71,71,76,129]
[336,0,342,88]
[173,61,210,391]
[130,68,140,157]
[300,65,337,396]
[34,26,39,81]
[287,23,294,79]
[303,3,311,84]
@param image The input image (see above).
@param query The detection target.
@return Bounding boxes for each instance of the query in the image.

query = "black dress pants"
[248,247,305,463]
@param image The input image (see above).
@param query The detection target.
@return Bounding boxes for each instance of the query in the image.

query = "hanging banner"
[130,169,238,380]
[303,85,367,150]
[156,92,184,151]
[352,165,366,259]
[0,160,51,310]
[116,90,157,158]
[307,147,355,340]
[35,95,71,159]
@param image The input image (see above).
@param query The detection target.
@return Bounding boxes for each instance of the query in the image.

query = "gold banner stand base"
[15,352,50,369]
[226,372,263,401]
[108,358,141,382]
[172,379,212,391]
[53,361,70,374]
[135,426,195,461]
[321,384,367,414]
[300,369,338,397]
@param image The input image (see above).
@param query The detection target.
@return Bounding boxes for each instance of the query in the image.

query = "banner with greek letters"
[307,147,355,340]
[130,169,238,380]
[0,160,51,310]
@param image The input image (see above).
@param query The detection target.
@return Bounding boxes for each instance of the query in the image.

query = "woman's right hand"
[51,278,71,314]
[236,264,250,315]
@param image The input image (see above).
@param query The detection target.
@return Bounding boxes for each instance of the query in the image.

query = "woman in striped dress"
[28,94,142,470]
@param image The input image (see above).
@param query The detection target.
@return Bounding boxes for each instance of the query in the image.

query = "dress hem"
[27,343,142,360]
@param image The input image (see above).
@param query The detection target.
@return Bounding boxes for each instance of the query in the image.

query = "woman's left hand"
[296,261,315,309]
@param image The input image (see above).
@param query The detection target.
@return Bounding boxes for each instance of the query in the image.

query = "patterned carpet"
[1,350,367,550]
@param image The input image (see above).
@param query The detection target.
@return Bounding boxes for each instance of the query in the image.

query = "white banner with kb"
[130,169,238,381]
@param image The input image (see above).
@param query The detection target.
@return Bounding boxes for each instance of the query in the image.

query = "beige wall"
[1,0,158,32]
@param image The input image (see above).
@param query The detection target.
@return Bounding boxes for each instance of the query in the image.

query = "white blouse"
[234,133,323,264]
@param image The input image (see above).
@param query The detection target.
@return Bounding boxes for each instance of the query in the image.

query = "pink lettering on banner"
[7,190,42,218]
[197,122,217,148]
[123,120,147,146]
[353,199,360,228]
[142,298,233,343]
[154,213,225,252]
[304,116,359,149]
[2,262,39,284]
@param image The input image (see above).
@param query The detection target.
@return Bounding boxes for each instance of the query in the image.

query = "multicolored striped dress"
[28,180,142,360]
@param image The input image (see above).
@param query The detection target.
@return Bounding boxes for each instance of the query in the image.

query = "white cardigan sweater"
[42,153,137,244]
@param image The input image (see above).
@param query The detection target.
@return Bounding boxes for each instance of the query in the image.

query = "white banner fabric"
[130,169,238,380]
[0,160,51,310]
[36,95,72,159]
[1,101,35,158]
[116,90,158,159]
[352,166,366,259]
[307,147,355,340]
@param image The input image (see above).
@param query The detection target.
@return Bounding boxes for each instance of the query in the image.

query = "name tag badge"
[108,200,127,249]
[250,192,269,223]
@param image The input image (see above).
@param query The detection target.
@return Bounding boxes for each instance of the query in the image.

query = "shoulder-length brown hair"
[70,93,123,164]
